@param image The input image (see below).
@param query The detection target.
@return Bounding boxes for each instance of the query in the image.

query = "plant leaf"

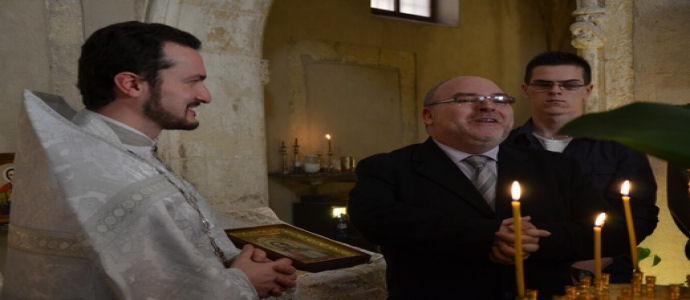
[559,102,690,168]
[637,247,651,261]
[652,254,661,266]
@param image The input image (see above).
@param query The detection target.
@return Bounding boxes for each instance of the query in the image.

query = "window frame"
[371,0,436,23]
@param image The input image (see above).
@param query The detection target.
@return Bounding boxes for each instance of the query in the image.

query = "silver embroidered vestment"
[2,91,257,299]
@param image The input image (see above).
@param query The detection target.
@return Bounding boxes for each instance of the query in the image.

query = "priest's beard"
[143,85,200,131]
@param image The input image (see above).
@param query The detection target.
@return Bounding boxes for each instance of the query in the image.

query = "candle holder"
[553,270,690,299]
[280,141,289,174]
[327,151,334,172]
[632,271,643,294]
[645,275,655,296]
[330,158,341,172]
[316,153,323,172]
[292,138,302,173]
[670,283,681,299]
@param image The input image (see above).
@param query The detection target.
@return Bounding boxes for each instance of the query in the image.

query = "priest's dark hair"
[524,51,592,85]
[77,21,201,110]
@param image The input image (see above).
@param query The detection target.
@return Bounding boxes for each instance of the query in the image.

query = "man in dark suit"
[349,76,627,299]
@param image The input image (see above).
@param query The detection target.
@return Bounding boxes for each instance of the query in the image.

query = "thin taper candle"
[594,212,607,283]
[621,180,639,271]
[511,181,525,297]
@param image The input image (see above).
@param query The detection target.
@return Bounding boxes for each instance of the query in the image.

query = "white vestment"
[2,91,258,299]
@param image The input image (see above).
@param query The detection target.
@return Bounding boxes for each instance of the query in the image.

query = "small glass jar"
[303,155,320,173]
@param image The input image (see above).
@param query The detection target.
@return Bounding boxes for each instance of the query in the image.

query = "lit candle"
[325,134,332,153]
[620,180,639,271]
[511,181,525,297]
[594,212,607,282]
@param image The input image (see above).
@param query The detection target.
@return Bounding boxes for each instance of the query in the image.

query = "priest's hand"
[251,247,271,263]
[231,244,298,298]
[248,246,297,294]
[489,217,551,264]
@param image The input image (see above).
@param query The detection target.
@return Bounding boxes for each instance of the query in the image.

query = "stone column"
[570,0,606,113]
[148,0,274,212]
[45,0,84,109]
[570,0,634,112]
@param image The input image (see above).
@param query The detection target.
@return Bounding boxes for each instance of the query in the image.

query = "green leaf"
[652,254,661,266]
[637,247,651,261]
[559,102,690,168]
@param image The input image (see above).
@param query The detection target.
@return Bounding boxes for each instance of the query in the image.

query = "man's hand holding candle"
[490,216,552,264]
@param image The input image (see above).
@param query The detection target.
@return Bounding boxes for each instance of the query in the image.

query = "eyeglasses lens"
[530,81,584,91]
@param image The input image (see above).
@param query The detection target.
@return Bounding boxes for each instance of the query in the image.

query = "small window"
[371,0,433,22]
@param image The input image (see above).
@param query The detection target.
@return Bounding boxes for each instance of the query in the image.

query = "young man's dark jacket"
[503,119,658,282]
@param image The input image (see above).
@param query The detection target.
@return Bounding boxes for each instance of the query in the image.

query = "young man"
[3,21,296,299]
[349,76,627,299]
[503,51,658,282]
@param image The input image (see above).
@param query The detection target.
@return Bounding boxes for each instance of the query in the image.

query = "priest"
[2,21,296,299]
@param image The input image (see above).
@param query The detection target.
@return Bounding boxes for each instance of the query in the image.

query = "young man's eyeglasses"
[425,94,516,107]
[528,80,587,92]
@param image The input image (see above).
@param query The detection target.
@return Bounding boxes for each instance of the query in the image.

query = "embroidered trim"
[84,175,176,244]
[8,224,89,258]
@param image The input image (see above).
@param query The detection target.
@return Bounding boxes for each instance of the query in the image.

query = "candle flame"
[595,212,607,227]
[325,134,331,140]
[621,180,630,196]
[511,181,521,201]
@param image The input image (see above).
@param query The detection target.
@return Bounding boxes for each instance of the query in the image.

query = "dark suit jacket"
[349,138,628,300]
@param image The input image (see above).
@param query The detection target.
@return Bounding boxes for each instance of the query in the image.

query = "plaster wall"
[633,0,690,285]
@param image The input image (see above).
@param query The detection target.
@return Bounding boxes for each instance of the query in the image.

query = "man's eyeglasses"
[528,80,587,92]
[425,94,515,107]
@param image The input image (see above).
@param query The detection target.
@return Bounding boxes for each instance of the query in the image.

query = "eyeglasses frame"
[527,80,588,92]
[425,94,516,107]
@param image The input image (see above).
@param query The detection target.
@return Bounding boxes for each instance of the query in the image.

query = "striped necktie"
[464,155,496,210]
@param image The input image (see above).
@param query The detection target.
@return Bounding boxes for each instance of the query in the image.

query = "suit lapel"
[412,138,495,216]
